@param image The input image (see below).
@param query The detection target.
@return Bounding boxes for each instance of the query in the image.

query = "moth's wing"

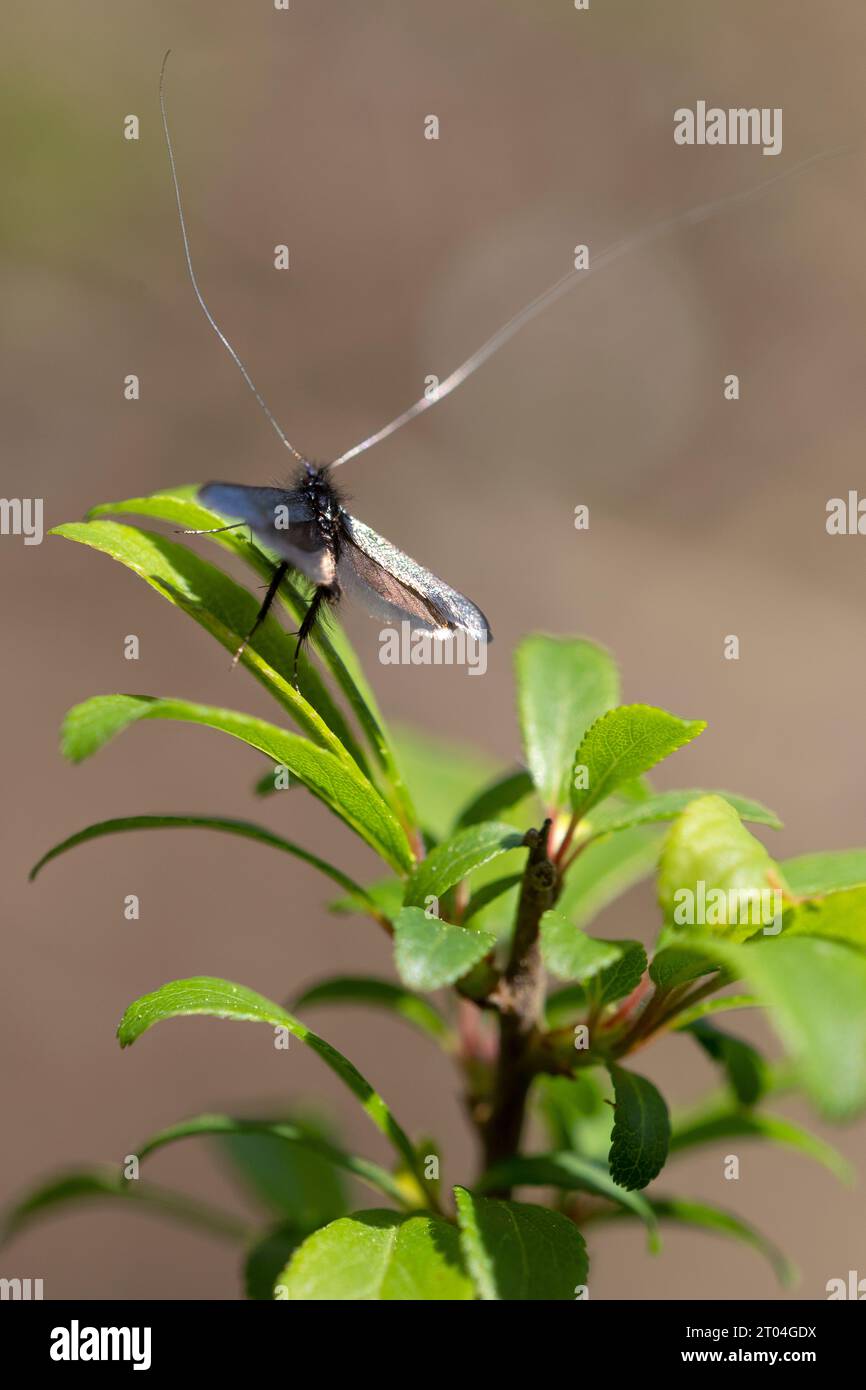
[338,512,492,640]
[198,483,335,584]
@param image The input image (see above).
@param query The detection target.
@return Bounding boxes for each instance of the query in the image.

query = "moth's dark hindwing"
[198,481,336,584]
[337,512,492,641]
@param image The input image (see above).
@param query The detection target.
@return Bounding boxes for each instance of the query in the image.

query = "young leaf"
[539,910,623,983]
[782,849,866,896]
[670,1106,853,1183]
[657,794,782,941]
[571,705,705,818]
[581,788,781,840]
[516,635,620,810]
[685,1020,768,1106]
[477,1154,659,1252]
[51,520,367,770]
[454,1186,588,1300]
[135,1114,407,1208]
[393,907,496,992]
[555,826,660,930]
[607,1064,671,1191]
[30,814,372,905]
[292,976,451,1045]
[275,1211,473,1300]
[783,885,866,951]
[596,941,648,1004]
[649,944,718,993]
[61,695,414,874]
[1,1168,246,1244]
[403,822,523,908]
[455,769,535,830]
[117,978,421,1177]
[667,935,866,1119]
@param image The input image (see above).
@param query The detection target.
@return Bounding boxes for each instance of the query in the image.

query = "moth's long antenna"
[330,143,850,469]
[159,51,305,463]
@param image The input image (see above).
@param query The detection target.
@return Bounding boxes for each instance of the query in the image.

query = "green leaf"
[82,489,416,830]
[539,910,623,983]
[30,815,373,905]
[462,874,523,927]
[136,1113,407,1208]
[669,993,760,1030]
[548,941,647,1012]
[454,1186,588,1300]
[293,976,451,1044]
[582,788,781,840]
[403,822,523,908]
[477,1154,659,1252]
[455,769,535,830]
[571,705,705,818]
[62,695,413,874]
[649,945,718,993]
[219,1130,346,1230]
[244,1223,304,1300]
[782,849,866,896]
[1,1168,246,1243]
[657,794,782,942]
[516,635,620,810]
[784,886,866,950]
[596,940,648,1004]
[329,877,405,924]
[668,935,866,1119]
[393,907,496,992]
[275,1210,473,1300]
[535,1074,614,1162]
[607,1064,671,1191]
[117,978,421,1176]
[670,1106,853,1183]
[596,1197,794,1286]
[51,520,367,772]
[685,1021,768,1105]
[555,826,660,931]
[391,724,497,842]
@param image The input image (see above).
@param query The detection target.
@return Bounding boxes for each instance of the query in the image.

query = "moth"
[159,51,838,682]
[195,469,491,681]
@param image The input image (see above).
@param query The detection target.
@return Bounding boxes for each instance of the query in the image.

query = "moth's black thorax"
[297,463,346,554]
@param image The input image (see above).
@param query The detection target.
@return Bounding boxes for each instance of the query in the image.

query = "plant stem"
[480,822,556,1191]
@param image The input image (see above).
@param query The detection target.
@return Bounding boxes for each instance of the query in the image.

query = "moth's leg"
[292,584,337,689]
[177,520,251,539]
[232,561,289,668]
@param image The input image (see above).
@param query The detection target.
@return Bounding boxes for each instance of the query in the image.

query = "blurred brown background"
[3,0,865,1299]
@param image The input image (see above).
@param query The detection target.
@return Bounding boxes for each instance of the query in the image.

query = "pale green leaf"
[403,822,523,908]
[539,910,623,983]
[275,1210,473,1300]
[571,705,705,818]
[516,635,620,810]
[393,907,496,992]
